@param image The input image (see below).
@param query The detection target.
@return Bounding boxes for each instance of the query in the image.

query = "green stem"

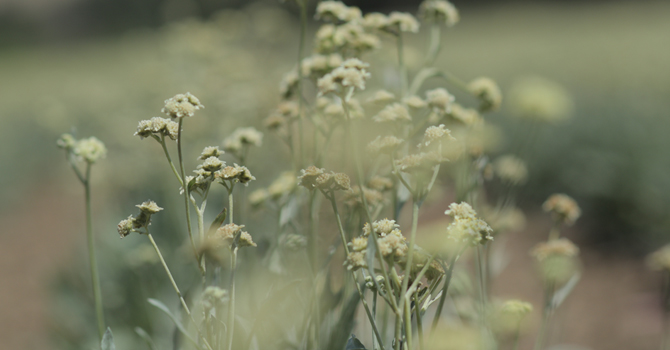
[397,34,407,97]
[147,233,213,350]
[414,293,425,350]
[399,201,420,350]
[228,184,234,224]
[296,0,308,169]
[84,163,105,340]
[176,119,199,268]
[227,247,238,350]
[431,246,464,330]
[423,23,441,67]
[328,193,386,349]
[159,135,183,187]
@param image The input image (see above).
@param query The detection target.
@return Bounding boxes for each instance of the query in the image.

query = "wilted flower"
[298,166,325,190]
[543,194,581,226]
[117,215,135,238]
[162,92,204,118]
[136,201,164,215]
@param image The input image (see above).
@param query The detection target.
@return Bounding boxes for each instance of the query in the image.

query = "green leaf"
[101,328,116,350]
[346,334,367,350]
[147,298,200,349]
[134,327,157,350]
[551,273,581,309]
[207,208,227,236]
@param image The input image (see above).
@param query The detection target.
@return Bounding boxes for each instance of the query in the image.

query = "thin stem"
[296,0,308,169]
[227,247,238,350]
[84,163,105,340]
[228,185,234,224]
[147,233,213,350]
[423,23,441,67]
[176,118,199,267]
[534,282,556,350]
[399,201,420,350]
[431,246,465,330]
[328,193,386,349]
[397,34,407,97]
[414,293,425,350]
[372,291,378,350]
[159,135,183,187]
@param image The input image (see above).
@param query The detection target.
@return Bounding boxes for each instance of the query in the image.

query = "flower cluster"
[117,201,164,237]
[213,223,256,249]
[223,127,263,156]
[134,117,179,140]
[468,77,502,112]
[161,92,204,119]
[444,202,493,246]
[298,166,351,192]
[419,0,459,27]
[493,155,528,185]
[317,58,371,96]
[58,134,107,164]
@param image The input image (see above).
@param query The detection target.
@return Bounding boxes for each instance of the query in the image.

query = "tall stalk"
[84,163,105,340]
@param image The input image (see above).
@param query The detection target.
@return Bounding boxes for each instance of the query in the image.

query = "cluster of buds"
[298,166,351,193]
[183,146,225,193]
[134,117,179,140]
[212,223,257,249]
[362,11,420,36]
[215,164,256,187]
[58,134,107,164]
[317,58,371,96]
[444,202,493,246]
[161,92,204,119]
[117,201,164,238]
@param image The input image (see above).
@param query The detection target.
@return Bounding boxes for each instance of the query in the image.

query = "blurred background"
[1,0,669,349]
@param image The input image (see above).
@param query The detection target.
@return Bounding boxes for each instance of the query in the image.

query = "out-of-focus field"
[1,1,669,349]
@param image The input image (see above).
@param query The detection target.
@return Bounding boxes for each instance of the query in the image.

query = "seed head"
[136,200,164,215]
[117,215,135,238]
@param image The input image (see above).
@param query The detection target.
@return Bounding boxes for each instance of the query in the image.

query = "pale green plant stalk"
[326,192,386,349]
[227,246,238,350]
[534,282,556,350]
[83,163,105,340]
[176,119,199,267]
[65,150,106,340]
[146,231,214,350]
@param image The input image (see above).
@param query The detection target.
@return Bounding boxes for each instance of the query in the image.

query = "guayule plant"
[57,1,593,350]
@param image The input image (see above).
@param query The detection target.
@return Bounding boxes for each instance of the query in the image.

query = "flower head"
[444,202,493,246]
[542,194,581,226]
[419,0,459,27]
[317,59,371,95]
[162,92,204,118]
[372,103,411,123]
[468,77,502,112]
[73,137,107,163]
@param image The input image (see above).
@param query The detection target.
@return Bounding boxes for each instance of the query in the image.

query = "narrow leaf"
[346,334,367,350]
[101,328,116,350]
[551,273,581,309]
[207,208,227,236]
[147,298,200,348]
[135,327,158,350]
